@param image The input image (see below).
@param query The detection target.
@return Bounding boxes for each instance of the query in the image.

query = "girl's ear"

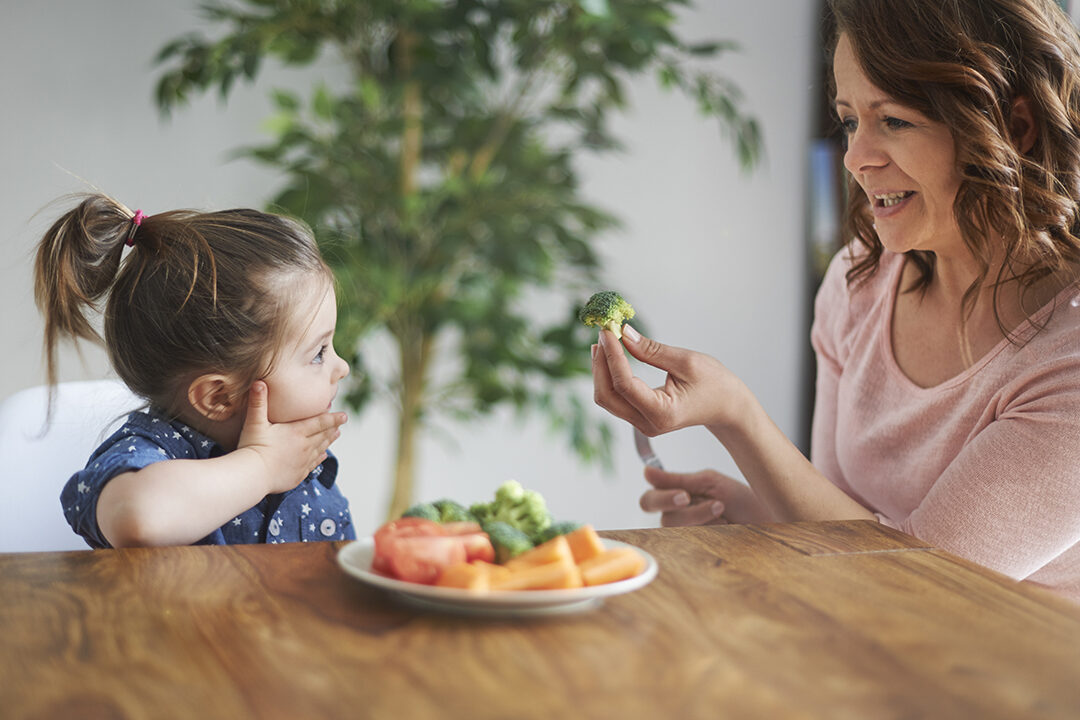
[187,374,243,421]
[1010,96,1038,154]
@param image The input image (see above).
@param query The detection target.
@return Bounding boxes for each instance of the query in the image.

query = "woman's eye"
[885,116,912,130]
[839,117,857,134]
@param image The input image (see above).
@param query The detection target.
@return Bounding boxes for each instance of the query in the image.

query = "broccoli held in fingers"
[579,291,635,339]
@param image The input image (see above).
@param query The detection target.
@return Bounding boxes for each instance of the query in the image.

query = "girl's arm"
[98,382,346,547]
[98,451,277,547]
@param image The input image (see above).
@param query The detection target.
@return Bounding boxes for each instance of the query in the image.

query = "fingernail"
[623,324,640,342]
[711,501,725,517]
[673,492,690,507]
[591,343,598,359]
[597,331,607,348]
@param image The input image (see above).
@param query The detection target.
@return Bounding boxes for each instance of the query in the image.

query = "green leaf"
[271,89,299,111]
[260,110,294,136]
[313,84,334,120]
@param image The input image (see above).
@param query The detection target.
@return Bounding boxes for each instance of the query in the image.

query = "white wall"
[0,1,819,537]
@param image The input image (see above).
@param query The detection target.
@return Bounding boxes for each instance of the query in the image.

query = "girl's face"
[260,277,350,424]
[833,33,965,258]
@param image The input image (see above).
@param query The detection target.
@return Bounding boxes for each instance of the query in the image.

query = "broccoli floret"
[432,499,476,524]
[579,291,635,339]
[482,520,535,564]
[535,521,583,544]
[470,480,552,540]
[401,502,440,522]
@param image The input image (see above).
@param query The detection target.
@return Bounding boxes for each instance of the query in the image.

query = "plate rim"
[336,535,658,610]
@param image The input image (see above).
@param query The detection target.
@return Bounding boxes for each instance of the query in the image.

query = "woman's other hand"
[591,325,749,437]
[640,466,773,526]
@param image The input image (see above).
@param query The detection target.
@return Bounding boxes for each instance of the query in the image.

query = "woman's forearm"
[707,393,876,523]
[97,450,271,547]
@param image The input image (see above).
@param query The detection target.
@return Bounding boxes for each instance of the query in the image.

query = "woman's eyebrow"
[834,98,891,112]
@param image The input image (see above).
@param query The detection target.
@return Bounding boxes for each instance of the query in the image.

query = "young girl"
[38,194,353,547]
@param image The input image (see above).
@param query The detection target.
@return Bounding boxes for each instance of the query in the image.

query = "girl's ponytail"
[33,194,133,388]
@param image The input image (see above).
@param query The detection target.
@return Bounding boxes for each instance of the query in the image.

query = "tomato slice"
[457,532,495,563]
[387,535,468,584]
[373,518,446,577]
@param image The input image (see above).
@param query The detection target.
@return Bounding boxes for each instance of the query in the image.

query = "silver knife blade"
[633,427,664,470]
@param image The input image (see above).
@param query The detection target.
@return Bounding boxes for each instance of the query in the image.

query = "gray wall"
[1,1,819,536]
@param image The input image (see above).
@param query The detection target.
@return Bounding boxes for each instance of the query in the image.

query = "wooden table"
[2,521,1079,720]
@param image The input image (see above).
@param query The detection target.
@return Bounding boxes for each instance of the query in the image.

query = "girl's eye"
[313,345,327,365]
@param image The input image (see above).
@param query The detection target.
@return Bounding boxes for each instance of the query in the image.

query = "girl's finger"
[244,381,269,427]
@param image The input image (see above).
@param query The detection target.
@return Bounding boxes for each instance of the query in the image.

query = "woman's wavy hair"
[34,194,331,416]
[827,0,1080,337]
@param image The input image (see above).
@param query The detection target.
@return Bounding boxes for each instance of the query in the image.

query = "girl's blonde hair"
[34,194,332,413]
[828,0,1080,334]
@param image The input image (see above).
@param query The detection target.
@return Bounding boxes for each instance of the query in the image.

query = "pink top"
[811,249,1080,602]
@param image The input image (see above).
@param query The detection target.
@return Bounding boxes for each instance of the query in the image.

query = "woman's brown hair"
[34,194,331,414]
[827,0,1080,335]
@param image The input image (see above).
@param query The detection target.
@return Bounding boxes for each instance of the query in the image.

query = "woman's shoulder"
[813,247,899,347]
[818,246,901,300]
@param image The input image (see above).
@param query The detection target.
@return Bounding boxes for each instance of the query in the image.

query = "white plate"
[337,537,659,617]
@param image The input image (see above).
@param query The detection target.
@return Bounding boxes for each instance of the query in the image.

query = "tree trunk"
[385,328,432,520]
[397,29,422,198]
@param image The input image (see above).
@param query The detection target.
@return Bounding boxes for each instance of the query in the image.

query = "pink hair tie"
[126,209,145,247]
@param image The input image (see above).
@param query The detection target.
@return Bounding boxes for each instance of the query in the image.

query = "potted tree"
[155,0,759,519]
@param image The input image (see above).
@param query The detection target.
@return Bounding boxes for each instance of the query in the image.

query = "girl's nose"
[334,355,350,382]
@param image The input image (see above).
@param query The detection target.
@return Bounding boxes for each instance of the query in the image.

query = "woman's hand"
[236,381,347,494]
[640,466,774,526]
[591,325,749,437]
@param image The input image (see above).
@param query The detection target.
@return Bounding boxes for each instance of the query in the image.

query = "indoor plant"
[155,0,760,519]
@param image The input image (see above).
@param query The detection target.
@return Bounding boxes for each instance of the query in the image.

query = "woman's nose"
[843,126,888,176]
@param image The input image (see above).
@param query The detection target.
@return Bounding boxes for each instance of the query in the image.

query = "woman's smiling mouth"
[871,190,915,216]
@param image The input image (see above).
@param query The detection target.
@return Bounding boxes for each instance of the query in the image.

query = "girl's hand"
[640,466,774,526]
[236,381,347,494]
[591,325,749,437]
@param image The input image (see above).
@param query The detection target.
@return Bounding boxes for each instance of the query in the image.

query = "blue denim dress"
[60,408,355,548]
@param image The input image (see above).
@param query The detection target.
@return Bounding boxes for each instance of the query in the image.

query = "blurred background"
[1,0,826,537]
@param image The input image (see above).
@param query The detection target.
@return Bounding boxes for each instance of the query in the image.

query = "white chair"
[0,380,140,552]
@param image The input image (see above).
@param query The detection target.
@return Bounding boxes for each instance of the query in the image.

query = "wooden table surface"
[3,520,1079,720]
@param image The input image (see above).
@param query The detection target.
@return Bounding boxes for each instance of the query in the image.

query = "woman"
[591,0,1080,602]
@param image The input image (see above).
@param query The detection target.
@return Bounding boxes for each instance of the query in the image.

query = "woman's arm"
[593,326,874,523]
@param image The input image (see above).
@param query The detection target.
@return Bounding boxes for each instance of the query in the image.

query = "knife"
[633,427,664,470]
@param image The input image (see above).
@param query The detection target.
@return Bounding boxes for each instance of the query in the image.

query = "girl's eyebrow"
[305,329,334,353]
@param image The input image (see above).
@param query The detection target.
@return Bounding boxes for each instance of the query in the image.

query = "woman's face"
[833,33,965,258]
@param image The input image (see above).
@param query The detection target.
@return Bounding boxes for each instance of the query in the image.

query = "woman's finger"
[659,499,725,527]
[639,488,692,513]
[593,334,651,427]
[643,466,725,497]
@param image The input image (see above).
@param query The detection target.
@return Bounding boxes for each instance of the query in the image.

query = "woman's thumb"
[621,324,670,369]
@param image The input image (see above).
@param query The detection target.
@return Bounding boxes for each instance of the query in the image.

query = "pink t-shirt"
[811,249,1080,603]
